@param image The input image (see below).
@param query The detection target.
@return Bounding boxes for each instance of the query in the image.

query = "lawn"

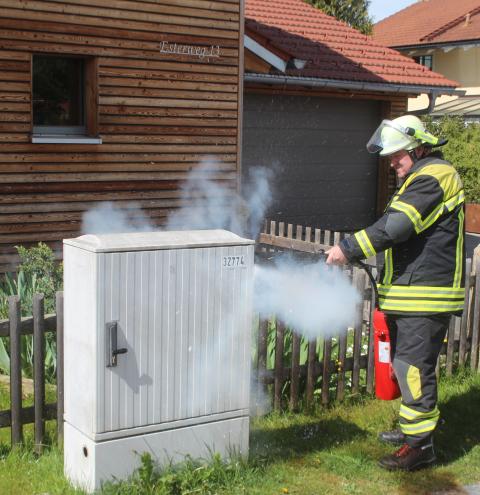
[0,369,478,495]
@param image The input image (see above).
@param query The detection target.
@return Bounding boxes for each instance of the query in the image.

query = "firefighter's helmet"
[366,115,441,156]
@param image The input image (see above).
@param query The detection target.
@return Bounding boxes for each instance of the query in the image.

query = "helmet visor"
[366,119,416,156]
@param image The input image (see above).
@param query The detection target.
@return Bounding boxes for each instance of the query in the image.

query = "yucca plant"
[0,243,63,383]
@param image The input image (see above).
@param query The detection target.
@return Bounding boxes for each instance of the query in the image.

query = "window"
[32,55,101,144]
[413,55,433,71]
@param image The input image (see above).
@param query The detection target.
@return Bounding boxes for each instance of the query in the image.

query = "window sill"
[31,135,102,144]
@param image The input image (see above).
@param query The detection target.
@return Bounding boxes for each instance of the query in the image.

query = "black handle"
[106,321,128,368]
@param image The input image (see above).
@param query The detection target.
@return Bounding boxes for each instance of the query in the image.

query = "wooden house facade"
[0,0,463,273]
[0,0,244,272]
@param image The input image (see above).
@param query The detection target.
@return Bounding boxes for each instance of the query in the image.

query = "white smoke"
[242,166,274,238]
[81,160,273,239]
[166,159,273,238]
[81,202,154,234]
[254,256,360,340]
[77,162,360,419]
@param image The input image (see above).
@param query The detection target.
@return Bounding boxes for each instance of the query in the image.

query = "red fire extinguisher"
[356,260,400,401]
[373,309,400,400]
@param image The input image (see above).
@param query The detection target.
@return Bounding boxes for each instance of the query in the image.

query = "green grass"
[0,370,478,494]
[243,369,480,495]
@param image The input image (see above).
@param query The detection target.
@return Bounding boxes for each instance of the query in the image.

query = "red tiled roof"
[373,0,480,47]
[245,0,458,89]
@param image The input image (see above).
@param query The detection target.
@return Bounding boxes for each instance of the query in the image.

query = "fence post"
[56,291,64,442]
[352,270,366,394]
[472,247,480,372]
[306,338,317,409]
[33,294,45,454]
[336,327,347,402]
[321,338,332,405]
[256,317,268,415]
[459,259,472,366]
[366,279,376,394]
[8,295,23,446]
[289,331,301,412]
[445,316,456,376]
[274,320,285,411]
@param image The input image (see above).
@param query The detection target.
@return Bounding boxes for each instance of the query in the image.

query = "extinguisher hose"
[354,259,379,309]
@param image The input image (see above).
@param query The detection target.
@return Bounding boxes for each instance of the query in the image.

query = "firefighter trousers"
[386,314,450,447]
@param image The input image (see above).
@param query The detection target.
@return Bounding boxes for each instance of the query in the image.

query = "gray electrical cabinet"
[63,230,255,492]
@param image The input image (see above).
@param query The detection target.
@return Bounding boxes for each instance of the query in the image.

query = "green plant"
[0,243,62,382]
[305,0,373,35]
[102,451,256,495]
[16,242,63,314]
[423,116,480,203]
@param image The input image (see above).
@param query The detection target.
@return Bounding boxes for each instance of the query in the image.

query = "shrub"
[0,243,62,381]
[15,242,63,315]
[423,116,480,203]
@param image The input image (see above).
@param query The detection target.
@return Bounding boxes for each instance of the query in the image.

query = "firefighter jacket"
[340,152,465,316]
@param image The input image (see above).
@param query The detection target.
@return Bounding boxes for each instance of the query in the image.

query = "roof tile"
[373,0,480,47]
[246,0,457,88]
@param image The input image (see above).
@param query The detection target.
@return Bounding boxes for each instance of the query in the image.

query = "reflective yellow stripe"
[420,190,464,232]
[363,233,376,258]
[399,405,439,421]
[397,164,462,201]
[445,190,465,211]
[383,249,393,285]
[406,365,422,400]
[401,420,437,435]
[399,406,417,419]
[379,299,464,312]
[390,201,423,233]
[379,298,464,307]
[389,165,464,236]
[378,285,465,293]
[354,231,369,258]
[398,173,416,194]
[378,285,465,298]
[454,207,465,288]
[415,164,463,200]
[418,203,444,232]
[354,230,376,258]
[390,200,453,234]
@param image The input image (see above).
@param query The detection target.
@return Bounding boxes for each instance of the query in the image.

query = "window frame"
[413,54,433,71]
[31,53,101,144]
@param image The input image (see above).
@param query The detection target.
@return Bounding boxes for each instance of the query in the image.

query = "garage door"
[242,93,381,232]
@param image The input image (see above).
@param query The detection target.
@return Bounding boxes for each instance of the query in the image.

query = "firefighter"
[326,114,465,471]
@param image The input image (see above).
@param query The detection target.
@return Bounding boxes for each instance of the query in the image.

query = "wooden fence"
[0,221,479,450]
[0,292,64,452]
[254,221,480,412]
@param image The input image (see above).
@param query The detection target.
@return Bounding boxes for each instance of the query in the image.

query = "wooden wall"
[0,0,243,272]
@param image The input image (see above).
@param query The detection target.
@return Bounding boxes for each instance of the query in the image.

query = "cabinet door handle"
[106,321,128,368]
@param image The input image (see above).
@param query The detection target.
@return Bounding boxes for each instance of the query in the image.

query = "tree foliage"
[305,0,373,35]
[423,116,480,203]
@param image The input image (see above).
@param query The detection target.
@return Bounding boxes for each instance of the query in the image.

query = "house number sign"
[160,41,221,60]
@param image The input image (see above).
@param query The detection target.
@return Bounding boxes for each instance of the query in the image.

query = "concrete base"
[64,416,249,493]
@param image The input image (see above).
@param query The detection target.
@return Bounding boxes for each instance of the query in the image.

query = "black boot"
[378,443,436,471]
[378,429,405,445]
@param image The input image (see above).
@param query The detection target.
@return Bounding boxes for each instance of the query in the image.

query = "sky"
[368,0,418,22]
